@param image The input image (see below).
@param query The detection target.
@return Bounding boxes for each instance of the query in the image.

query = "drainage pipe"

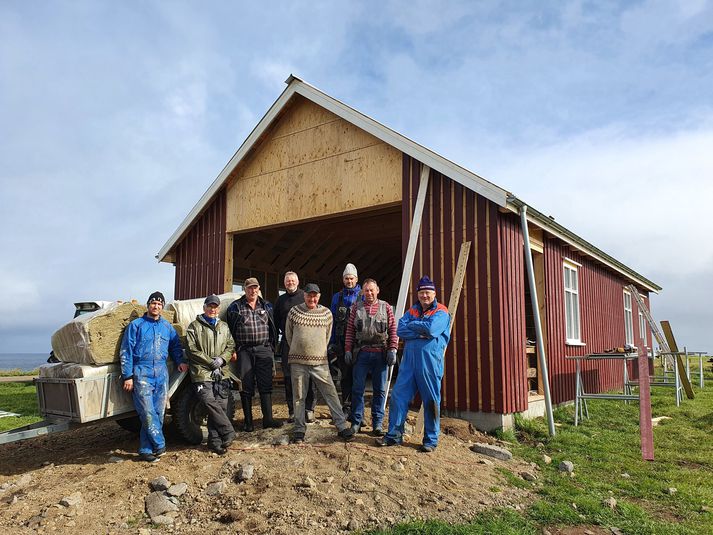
[520,204,556,436]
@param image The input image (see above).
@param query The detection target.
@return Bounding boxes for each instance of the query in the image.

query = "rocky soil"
[0,402,537,534]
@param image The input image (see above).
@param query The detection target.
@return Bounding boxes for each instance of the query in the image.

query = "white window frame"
[563,261,581,344]
[623,290,634,346]
[638,298,647,346]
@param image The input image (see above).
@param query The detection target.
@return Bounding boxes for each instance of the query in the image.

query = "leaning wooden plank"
[660,320,695,399]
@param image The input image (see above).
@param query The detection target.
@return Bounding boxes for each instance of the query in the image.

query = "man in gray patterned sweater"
[285,283,355,444]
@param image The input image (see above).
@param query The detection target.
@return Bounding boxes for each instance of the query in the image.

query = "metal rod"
[520,205,556,436]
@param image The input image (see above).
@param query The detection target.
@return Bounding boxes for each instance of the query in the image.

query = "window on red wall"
[623,290,634,346]
[563,261,581,344]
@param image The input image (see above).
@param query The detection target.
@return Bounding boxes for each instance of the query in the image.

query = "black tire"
[115,415,141,434]
[172,386,236,445]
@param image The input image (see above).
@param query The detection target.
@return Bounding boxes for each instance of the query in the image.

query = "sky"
[1,0,711,354]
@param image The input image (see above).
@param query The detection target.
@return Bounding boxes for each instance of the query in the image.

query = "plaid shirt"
[230,298,271,346]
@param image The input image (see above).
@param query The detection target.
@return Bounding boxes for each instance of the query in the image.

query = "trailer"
[0,364,235,445]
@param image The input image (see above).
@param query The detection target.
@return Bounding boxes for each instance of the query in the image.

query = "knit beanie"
[343,263,358,278]
[147,291,166,305]
[416,276,436,292]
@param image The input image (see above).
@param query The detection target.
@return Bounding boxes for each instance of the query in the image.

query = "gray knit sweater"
[285,303,332,366]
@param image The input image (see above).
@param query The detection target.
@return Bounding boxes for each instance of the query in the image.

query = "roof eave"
[506,196,662,293]
[157,75,511,262]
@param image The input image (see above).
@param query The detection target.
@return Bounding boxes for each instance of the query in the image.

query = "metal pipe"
[520,204,556,436]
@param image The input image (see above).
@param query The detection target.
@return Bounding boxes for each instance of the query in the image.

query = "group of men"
[119,264,451,462]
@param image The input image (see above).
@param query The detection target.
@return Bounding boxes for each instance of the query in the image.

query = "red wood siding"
[174,189,227,299]
[543,239,651,404]
[403,155,510,414]
[497,214,529,413]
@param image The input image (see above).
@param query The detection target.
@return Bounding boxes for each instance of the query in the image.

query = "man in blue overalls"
[120,291,188,462]
[377,276,450,453]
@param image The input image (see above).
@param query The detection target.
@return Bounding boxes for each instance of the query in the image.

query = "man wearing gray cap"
[227,278,283,431]
[186,294,237,455]
[285,283,354,444]
[328,263,362,415]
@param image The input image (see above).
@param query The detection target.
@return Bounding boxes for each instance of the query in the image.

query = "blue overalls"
[384,299,450,449]
[120,315,184,455]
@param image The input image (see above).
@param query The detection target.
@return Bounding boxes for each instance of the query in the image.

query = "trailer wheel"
[115,415,141,434]
[173,386,236,445]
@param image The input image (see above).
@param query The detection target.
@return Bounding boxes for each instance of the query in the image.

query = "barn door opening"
[524,243,547,399]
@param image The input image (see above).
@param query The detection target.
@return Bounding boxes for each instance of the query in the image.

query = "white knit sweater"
[285,304,332,366]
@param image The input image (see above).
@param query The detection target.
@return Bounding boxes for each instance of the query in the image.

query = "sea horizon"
[0,352,49,371]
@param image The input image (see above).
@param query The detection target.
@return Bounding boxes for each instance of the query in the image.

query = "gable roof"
[157,75,660,293]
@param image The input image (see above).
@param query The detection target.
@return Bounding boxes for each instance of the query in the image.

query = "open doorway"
[229,205,403,309]
[524,246,547,399]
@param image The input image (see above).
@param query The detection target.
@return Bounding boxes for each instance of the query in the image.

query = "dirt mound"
[0,407,535,534]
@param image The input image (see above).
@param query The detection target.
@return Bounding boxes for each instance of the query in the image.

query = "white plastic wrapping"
[50,302,174,365]
[167,292,244,330]
[39,362,121,379]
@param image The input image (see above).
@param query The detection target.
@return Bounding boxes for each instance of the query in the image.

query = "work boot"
[240,393,254,432]
[260,393,283,428]
[222,432,236,449]
[338,427,355,442]
[209,444,227,455]
[287,412,295,423]
[350,421,361,435]
[371,423,384,437]
[305,410,316,423]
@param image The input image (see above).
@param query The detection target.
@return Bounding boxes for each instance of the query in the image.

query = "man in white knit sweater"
[285,283,355,444]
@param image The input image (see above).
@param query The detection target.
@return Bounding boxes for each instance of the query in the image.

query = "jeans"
[291,363,349,436]
[350,349,387,427]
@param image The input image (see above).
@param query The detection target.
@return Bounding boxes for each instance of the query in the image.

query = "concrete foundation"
[443,395,548,432]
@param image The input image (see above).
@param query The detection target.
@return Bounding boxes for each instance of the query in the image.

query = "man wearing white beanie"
[328,263,362,416]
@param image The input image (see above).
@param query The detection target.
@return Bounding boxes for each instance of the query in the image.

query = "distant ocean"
[0,353,49,371]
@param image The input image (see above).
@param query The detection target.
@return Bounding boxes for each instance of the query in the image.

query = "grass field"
[0,381,42,432]
[373,367,713,534]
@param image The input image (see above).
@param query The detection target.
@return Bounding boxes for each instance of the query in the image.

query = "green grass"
[370,510,538,534]
[0,368,39,377]
[0,382,41,432]
[373,368,713,534]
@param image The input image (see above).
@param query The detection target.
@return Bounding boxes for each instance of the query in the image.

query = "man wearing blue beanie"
[377,276,450,453]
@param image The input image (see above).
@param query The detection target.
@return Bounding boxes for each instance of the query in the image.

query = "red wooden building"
[157,76,660,430]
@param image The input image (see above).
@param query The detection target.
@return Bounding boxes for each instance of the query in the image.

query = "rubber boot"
[240,393,254,432]
[260,393,283,428]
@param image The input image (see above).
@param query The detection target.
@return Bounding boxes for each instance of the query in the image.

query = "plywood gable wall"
[226,95,401,232]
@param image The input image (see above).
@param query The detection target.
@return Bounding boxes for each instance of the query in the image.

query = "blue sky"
[1,1,711,353]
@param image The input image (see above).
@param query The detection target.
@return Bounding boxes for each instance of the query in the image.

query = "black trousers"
[235,345,274,396]
[333,338,353,408]
[282,356,316,414]
[194,380,234,448]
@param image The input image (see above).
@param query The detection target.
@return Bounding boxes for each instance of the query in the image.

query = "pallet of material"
[50,302,175,365]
